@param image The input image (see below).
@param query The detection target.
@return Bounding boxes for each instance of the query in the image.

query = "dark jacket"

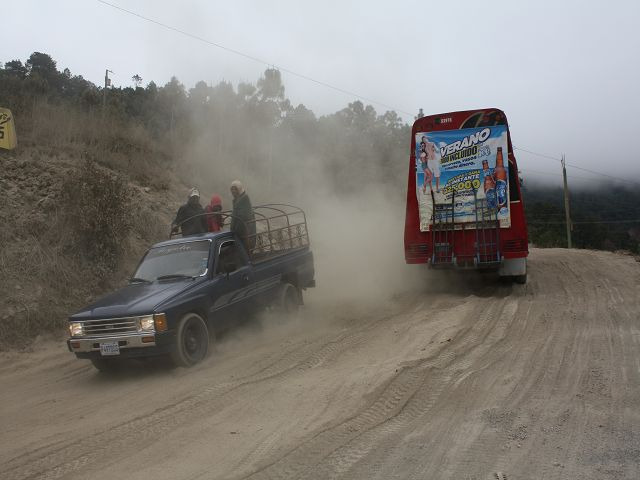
[231,192,256,244]
[173,200,207,236]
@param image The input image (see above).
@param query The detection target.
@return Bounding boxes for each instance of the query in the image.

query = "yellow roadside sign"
[0,108,18,150]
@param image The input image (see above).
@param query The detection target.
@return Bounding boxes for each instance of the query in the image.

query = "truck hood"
[70,279,201,320]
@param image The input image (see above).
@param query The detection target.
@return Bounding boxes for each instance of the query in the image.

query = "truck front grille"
[82,317,138,337]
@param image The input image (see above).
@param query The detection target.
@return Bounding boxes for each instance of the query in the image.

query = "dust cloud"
[183,129,426,311]
[306,193,422,303]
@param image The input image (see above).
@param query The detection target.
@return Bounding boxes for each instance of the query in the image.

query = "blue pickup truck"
[67,205,315,371]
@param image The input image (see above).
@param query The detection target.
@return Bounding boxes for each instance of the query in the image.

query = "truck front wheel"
[170,313,209,367]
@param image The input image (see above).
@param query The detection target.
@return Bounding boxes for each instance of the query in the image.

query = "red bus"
[404,108,528,283]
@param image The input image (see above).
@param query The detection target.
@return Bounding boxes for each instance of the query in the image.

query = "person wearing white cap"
[171,187,207,236]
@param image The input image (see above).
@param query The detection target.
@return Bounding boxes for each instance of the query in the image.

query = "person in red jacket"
[204,194,224,232]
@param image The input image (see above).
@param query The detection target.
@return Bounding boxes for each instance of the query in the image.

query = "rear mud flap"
[499,257,527,276]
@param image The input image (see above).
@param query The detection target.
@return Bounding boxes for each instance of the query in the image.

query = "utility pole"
[268,127,273,196]
[102,69,113,116]
[561,154,572,248]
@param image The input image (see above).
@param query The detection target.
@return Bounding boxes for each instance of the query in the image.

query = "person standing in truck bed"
[205,194,224,232]
[171,187,207,236]
[230,180,256,251]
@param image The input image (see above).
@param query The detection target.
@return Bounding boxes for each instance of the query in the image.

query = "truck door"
[210,239,254,328]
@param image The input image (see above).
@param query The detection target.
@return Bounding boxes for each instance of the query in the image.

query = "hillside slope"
[0,146,184,347]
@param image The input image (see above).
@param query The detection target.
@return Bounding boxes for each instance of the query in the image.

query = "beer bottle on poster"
[494,147,508,209]
[482,159,497,209]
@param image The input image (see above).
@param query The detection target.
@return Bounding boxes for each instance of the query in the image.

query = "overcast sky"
[4,0,640,183]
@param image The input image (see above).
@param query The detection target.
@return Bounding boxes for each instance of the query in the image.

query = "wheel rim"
[182,320,206,362]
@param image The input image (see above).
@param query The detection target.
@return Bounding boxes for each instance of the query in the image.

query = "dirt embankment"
[1,248,639,480]
[0,146,182,347]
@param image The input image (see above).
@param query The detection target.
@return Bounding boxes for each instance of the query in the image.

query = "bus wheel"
[171,313,209,367]
[514,273,527,284]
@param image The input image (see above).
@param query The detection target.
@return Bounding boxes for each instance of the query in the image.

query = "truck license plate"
[100,342,120,356]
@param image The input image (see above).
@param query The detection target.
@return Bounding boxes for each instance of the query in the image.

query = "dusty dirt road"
[1,248,639,480]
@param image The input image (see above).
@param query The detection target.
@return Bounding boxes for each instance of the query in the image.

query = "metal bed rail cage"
[250,204,310,256]
[170,203,310,261]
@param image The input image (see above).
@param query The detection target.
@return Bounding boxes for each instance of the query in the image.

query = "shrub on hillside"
[61,159,132,275]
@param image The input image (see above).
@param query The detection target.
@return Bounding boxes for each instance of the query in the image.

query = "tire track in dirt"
[409,254,591,480]
[235,296,513,480]
[223,296,475,477]
[435,301,554,479]
[4,249,638,480]
[411,251,639,480]
[180,298,478,480]
[0,302,427,480]
[325,297,519,480]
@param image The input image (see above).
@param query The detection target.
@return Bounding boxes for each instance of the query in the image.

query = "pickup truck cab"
[67,204,315,371]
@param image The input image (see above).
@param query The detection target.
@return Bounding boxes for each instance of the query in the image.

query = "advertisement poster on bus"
[415,125,510,231]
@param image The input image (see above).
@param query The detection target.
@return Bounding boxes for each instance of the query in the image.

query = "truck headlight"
[138,315,155,332]
[69,322,84,337]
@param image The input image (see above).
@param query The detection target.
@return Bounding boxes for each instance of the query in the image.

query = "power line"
[520,168,558,177]
[91,1,640,190]
[529,219,640,225]
[96,0,413,117]
[570,196,640,210]
[521,168,608,182]
[515,146,640,187]
[564,163,640,187]
[529,209,636,216]
[520,172,640,209]
[523,190,639,212]
[514,146,562,162]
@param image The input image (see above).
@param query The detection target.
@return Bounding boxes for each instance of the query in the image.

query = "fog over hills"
[3,0,640,179]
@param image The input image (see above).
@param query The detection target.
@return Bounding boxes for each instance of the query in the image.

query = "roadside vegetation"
[524,185,640,253]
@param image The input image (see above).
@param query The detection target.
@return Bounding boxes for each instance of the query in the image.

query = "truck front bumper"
[67,332,174,359]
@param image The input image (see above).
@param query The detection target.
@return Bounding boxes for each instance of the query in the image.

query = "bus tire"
[514,273,527,284]
[170,313,209,367]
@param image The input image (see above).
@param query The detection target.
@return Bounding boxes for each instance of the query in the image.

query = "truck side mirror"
[224,262,237,274]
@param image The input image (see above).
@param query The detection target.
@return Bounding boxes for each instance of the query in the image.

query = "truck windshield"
[133,240,211,282]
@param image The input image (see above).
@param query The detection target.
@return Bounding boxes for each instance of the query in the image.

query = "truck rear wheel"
[170,313,209,367]
[278,283,300,314]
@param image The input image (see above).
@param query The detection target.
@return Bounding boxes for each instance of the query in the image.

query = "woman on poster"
[418,136,433,194]
[419,151,433,194]
[425,141,441,193]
